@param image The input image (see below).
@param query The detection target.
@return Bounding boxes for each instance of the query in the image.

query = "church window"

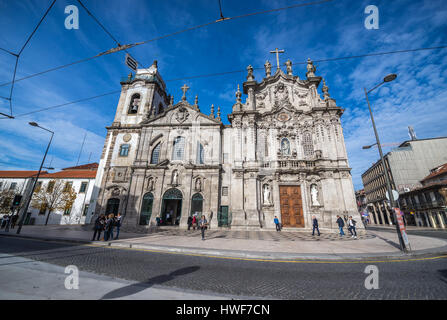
[197,142,205,164]
[303,132,314,157]
[128,93,141,114]
[119,144,130,157]
[280,138,291,156]
[264,135,269,157]
[222,187,228,196]
[172,137,185,161]
[151,143,161,164]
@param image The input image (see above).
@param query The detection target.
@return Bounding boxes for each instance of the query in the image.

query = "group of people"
[273,214,358,238]
[187,214,208,240]
[91,213,122,241]
[0,214,19,231]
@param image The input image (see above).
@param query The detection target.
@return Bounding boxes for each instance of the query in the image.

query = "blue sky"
[0,0,446,190]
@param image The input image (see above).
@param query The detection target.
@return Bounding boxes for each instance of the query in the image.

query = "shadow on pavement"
[101,266,201,300]
[372,233,401,250]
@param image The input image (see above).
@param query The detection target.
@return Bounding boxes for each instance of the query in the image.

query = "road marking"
[3,235,447,264]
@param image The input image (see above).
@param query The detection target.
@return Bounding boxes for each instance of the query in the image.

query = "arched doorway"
[105,198,120,215]
[190,193,203,217]
[140,193,154,225]
[161,188,182,226]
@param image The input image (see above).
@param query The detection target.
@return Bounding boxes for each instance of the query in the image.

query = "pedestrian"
[199,215,208,240]
[312,215,320,236]
[104,214,115,241]
[92,214,105,241]
[187,215,193,230]
[348,216,357,239]
[0,215,6,229]
[11,214,18,229]
[156,215,160,226]
[274,216,281,231]
[336,215,345,236]
[192,214,197,230]
[4,214,11,232]
[114,213,122,240]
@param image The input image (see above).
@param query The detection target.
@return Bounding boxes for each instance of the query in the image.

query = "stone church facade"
[91,57,363,232]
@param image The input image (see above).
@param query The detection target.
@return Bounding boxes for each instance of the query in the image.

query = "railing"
[260,160,316,170]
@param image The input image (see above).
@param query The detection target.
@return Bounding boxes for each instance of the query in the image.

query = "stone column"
[377,202,386,225]
[383,201,393,225]
[437,212,446,229]
[428,212,437,228]
[370,205,378,225]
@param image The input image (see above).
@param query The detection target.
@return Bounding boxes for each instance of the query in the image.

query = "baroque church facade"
[91,55,363,232]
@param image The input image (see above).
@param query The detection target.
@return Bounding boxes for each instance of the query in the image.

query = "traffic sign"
[125,53,138,72]
[394,208,410,248]
[386,189,399,201]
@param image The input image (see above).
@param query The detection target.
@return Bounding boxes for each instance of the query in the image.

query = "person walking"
[336,215,345,236]
[348,216,357,239]
[10,214,18,229]
[92,214,105,241]
[199,215,208,240]
[187,215,193,230]
[114,213,122,240]
[104,214,115,241]
[4,214,10,232]
[274,216,281,232]
[312,215,320,236]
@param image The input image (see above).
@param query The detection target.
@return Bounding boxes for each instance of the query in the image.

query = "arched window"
[303,132,314,157]
[191,193,203,216]
[172,136,185,161]
[105,198,120,215]
[150,143,161,164]
[128,93,141,114]
[197,142,204,164]
[119,144,130,157]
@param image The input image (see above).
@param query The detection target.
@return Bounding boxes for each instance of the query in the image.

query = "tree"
[31,180,77,225]
[0,189,15,214]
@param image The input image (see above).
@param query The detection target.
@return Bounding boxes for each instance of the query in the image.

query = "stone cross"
[181,84,190,101]
[270,48,285,70]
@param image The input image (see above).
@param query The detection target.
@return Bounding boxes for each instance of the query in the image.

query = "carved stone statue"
[195,178,202,191]
[285,59,293,76]
[148,178,154,191]
[263,184,271,205]
[281,138,290,156]
[247,65,254,81]
[311,184,320,206]
[172,170,179,185]
[306,58,316,78]
[264,61,272,77]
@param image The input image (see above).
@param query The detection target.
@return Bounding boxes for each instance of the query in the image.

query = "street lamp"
[16,122,54,234]
[364,74,407,252]
[362,143,377,150]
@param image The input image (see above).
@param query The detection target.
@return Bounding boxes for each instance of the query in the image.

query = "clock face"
[278,113,290,122]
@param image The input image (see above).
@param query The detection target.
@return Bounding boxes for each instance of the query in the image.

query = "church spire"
[236,84,242,103]
[210,104,215,118]
[217,105,221,121]
[322,79,330,100]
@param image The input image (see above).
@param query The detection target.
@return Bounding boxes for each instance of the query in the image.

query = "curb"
[2,232,447,262]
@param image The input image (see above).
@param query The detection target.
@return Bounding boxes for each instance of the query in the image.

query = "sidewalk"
[1,224,447,260]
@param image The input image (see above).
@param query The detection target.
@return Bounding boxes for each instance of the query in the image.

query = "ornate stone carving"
[175,107,189,123]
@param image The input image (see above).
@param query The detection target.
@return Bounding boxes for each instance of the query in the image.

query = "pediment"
[141,101,221,126]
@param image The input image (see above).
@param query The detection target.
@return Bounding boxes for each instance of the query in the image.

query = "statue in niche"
[172,170,179,185]
[129,95,140,113]
[311,184,320,206]
[148,178,154,191]
[281,138,291,156]
[263,184,271,205]
[195,178,202,191]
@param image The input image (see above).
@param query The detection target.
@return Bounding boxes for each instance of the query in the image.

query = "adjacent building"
[399,163,447,229]
[91,56,362,232]
[361,137,447,225]
[0,163,97,225]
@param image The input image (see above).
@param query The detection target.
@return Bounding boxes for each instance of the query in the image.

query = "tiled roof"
[61,163,99,171]
[0,171,47,178]
[422,163,447,182]
[39,170,97,179]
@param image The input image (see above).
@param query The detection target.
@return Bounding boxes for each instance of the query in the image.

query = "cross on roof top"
[269,48,285,70]
[181,84,190,101]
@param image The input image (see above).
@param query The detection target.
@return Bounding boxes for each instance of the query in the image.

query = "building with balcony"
[361,137,447,226]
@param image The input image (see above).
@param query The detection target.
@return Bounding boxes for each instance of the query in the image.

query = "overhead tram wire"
[3,44,447,121]
[0,0,57,119]
[0,0,334,89]
[76,0,147,69]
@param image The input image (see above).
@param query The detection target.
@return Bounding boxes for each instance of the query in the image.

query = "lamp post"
[364,74,407,252]
[16,122,54,234]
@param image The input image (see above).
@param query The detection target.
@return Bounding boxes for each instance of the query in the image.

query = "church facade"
[91,56,363,232]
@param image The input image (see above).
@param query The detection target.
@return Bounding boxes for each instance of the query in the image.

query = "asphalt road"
[1,236,446,299]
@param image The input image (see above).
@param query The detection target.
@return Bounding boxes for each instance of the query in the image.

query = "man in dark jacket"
[187,216,193,230]
[312,215,320,236]
[92,214,105,241]
[104,214,115,241]
[336,215,345,236]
